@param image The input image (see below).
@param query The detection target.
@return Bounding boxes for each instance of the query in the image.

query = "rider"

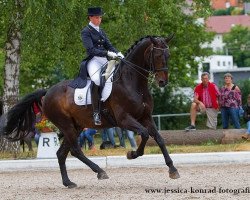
[81,7,124,126]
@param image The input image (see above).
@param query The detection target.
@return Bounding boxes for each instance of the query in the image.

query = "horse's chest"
[129,96,152,118]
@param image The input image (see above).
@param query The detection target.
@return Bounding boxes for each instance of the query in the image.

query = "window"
[223,61,226,66]
[217,61,220,66]
[202,63,210,72]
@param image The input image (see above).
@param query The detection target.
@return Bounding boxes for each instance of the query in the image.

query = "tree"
[0,0,213,128]
[223,25,250,67]
[0,0,24,154]
[0,0,213,95]
[238,79,250,105]
[19,0,86,94]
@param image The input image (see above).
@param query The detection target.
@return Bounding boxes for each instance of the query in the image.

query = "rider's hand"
[107,51,117,59]
[117,52,124,59]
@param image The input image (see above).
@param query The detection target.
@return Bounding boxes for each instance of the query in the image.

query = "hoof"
[63,181,77,188]
[126,151,137,160]
[169,170,180,179]
[97,171,109,180]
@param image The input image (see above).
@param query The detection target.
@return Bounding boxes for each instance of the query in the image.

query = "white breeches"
[87,56,108,86]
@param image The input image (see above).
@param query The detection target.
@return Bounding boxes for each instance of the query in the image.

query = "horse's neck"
[119,58,149,94]
[116,39,151,94]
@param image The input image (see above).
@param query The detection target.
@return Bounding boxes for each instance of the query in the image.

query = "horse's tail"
[0,89,47,141]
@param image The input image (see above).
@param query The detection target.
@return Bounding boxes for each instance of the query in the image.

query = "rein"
[116,45,169,80]
[120,59,150,79]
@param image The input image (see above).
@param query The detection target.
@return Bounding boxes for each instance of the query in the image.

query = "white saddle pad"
[74,69,114,106]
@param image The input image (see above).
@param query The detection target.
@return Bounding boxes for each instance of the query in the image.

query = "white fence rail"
[152,113,191,131]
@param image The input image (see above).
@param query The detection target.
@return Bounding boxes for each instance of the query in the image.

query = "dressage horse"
[0,35,180,188]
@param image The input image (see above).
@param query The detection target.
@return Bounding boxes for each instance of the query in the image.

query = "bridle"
[148,46,169,73]
[118,43,169,79]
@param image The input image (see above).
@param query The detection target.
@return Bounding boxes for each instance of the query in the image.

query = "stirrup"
[93,112,102,126]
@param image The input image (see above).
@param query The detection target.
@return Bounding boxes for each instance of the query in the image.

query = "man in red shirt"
[185,72,220,131]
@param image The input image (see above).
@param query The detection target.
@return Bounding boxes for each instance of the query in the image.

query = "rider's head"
[87,7,103,26]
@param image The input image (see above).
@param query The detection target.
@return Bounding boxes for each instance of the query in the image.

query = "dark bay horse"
[0,35,180,188]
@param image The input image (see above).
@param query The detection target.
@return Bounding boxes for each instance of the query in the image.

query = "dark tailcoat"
[69,25,117,88]
[81,25,118,58]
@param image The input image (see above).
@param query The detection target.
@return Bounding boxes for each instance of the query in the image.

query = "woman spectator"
[219,73,242,129]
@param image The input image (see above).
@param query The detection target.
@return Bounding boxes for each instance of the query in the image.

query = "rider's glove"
[117,52,124,59]
[107,51,117,59]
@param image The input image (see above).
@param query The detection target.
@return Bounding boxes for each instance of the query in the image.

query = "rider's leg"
[91,82,101,125]
[87,57,107,126]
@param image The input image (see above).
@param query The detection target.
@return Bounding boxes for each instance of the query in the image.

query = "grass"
[0,136,249,160]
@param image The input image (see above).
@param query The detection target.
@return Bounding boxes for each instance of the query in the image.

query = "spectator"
[219,73,241,129]
[115,127,137,151]
[185,72,220,131]
[34,130,40,145]
[79,128,97,150]
[33,102,42,145]
[101,128,116,147]
[242,94,250,140]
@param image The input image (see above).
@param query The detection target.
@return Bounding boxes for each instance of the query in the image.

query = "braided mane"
[124,35,161,56]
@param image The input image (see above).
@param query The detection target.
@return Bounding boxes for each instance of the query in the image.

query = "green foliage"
[151,83,193,129]
[231,7,244,15]
[201,139,219,146]
[238,79,250,105]
[223,25,250,67]
[152,84,191,114]
[213,9,229,16]
[0,0,213,97]
[212,7,236,16]
[19,0,86,94]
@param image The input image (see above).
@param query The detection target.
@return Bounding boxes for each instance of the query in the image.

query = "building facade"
[211,0,243,10]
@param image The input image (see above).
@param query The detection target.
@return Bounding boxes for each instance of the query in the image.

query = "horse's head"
[145,34,174,87]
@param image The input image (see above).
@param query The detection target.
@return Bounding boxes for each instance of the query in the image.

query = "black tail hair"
[0,89,47,141]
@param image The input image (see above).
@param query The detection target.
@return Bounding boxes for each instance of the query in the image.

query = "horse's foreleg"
[57,140,77,188]
[150,124,180,179]
[70,141,109,180]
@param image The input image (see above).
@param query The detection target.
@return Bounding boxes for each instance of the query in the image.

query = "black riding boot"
[91,83,101,126]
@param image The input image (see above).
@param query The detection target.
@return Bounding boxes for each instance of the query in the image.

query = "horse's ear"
[165,33,175,44]
[149,36,158,45]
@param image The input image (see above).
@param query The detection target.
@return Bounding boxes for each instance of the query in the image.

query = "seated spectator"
[242,94,250,140]
[185,72,220,131]
[100,128,116,149]
[79,128,97,150]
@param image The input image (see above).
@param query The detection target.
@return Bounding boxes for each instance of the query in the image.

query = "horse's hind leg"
[70,141,109,180]
[127,132,148,159]
[117,116,149,159]
[57,140,77,188]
